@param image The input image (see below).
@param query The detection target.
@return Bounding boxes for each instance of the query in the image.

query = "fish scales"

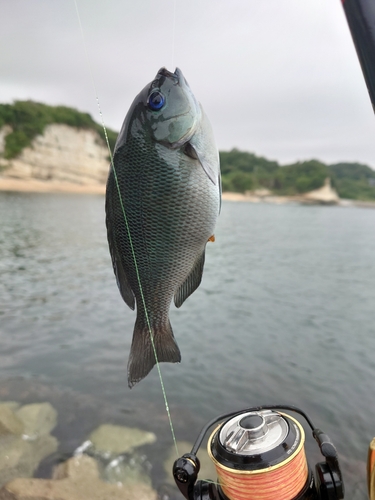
[106,67,221,387]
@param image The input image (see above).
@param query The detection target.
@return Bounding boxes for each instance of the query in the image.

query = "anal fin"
[174,250,205,308]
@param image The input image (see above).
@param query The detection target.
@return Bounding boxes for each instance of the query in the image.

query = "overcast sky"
[1,0,375,167]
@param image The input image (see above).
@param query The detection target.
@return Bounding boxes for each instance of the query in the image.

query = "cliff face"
[0,124,110,186]
[303,177,339,204]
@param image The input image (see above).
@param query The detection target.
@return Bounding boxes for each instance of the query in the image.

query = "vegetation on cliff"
[0,100,117,159]
[329,162,375,200]
[1,101,374,201]
[220,149,375,201]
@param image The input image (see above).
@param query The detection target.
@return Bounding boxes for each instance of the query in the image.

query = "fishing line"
[171,0,177,69]
[73,0,179,458]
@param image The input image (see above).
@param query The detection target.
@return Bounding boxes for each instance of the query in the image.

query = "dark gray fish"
[105,67,221,387]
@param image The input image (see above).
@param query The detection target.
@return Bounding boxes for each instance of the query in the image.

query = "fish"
[105,67,221,388]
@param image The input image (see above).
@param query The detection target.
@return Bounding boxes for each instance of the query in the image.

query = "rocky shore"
[0,369,223,500]
[0,394,218,500]
[0,400,157,499]
[222,182,375,208]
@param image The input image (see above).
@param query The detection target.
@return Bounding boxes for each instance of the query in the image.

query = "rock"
[16,403,57,438]
[163,441,216,485]
[0,435,58,487]
[0,437,27,473]
[104,453,152,487]
[0,403,20,413]
[246,188,272,197]
[52,454,100,481]
[0,455,157,500]
[72,438,153,488]
[0,403,58,487]
[0,124,109,186]
[303,177,339,205]
[89,424,156,454]
[0,407,24,437]
[0,126,12,158]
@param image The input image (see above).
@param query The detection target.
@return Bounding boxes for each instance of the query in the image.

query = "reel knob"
[220,410,288,455]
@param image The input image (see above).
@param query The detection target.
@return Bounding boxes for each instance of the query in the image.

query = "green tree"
[328,162,375,200]
[225,171,254,192]
[220,148,279,192]
[274,160,329,194]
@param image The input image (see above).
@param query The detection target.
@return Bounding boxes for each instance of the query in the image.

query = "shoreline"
[0,177,106,195]
[221,191,375,208]
[1,177,375,208]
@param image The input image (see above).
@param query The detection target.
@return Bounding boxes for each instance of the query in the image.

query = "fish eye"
[148,91,165,111]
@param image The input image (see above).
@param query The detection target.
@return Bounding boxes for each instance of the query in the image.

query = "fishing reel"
[173,405,344,500]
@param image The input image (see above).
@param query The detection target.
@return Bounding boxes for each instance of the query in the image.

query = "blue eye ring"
[148,91,165,111]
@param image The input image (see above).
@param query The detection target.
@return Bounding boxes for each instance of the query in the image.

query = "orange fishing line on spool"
[215,447,307,500]
[208,414,308,500]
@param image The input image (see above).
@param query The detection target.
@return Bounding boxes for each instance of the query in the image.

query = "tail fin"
[127,317,181,388]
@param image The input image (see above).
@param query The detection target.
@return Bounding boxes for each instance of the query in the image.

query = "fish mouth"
[157,67,177,79]
[156,67,186,86]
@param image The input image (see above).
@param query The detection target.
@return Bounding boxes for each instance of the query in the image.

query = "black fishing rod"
[340,0,375,495]
[342,0,375,112]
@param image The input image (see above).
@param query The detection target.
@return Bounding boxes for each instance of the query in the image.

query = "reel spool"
[173,405,344,500]
[208,410,310,500]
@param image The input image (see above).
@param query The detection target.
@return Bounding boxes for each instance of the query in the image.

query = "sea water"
[0,192,374,498]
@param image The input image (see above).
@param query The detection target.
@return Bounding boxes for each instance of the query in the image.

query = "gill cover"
[146,67,219,186]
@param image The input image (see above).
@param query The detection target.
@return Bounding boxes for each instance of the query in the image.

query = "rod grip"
[367,438,375,499]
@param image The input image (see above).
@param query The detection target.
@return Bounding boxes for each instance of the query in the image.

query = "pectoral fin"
[185,141,217,185]
[174,250,206,308]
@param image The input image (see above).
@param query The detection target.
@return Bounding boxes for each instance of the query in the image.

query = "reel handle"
[173,454,200,499]
[313,429,344,499]
[173,454,219,500]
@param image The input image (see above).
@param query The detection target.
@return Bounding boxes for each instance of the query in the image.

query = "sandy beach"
[0,178,297,201]
[0,178,253,199]
[1,176,375,208]
[0,178,280,201]
[0,177,106,195]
